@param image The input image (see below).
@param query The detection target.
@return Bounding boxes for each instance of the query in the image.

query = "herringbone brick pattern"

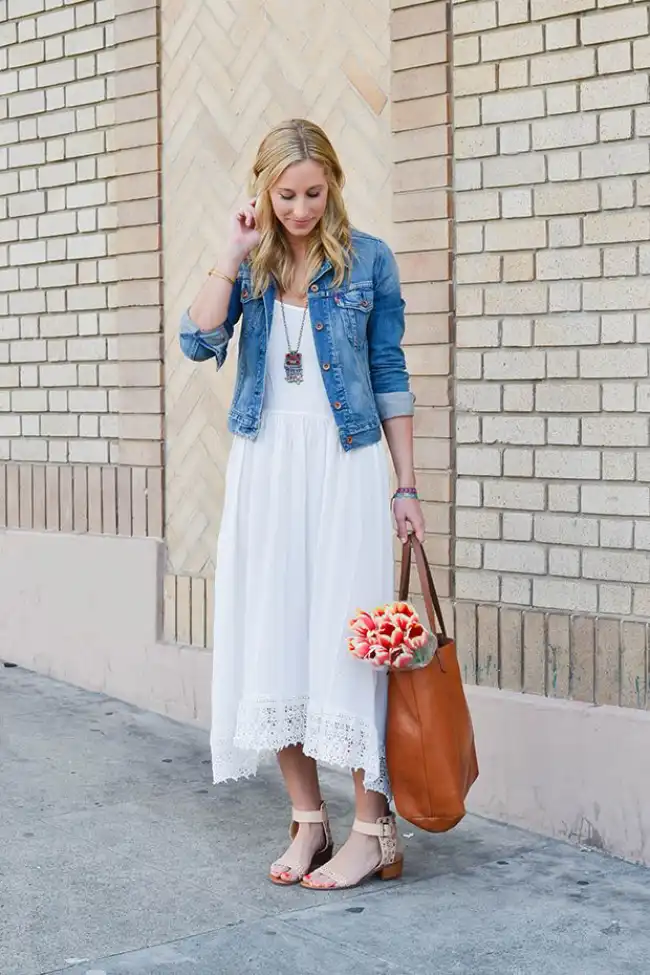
[162,0,393,579]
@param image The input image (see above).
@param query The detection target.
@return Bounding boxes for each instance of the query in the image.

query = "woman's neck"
[283,241,307,297]
[286,237,308,262]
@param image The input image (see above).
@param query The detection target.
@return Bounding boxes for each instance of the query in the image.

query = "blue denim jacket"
[179,229,414,451]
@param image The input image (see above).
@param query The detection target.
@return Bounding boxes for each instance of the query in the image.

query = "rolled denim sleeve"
[178,274,243,369]
[375,388,415,421]
[368,241,415,420]
[179,311,230,363]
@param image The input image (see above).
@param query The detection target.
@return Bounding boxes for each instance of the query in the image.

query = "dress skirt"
[210,302,394,797]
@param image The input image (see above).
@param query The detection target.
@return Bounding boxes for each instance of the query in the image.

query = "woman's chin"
[283,220,318,238]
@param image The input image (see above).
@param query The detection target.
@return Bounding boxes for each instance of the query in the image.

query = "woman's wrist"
[208,267,236,286]
[218,250,244,279]
[392,486,419,502]
[396,472,416,490]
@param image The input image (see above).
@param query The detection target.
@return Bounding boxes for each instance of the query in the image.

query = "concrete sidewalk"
[1,666,649,975]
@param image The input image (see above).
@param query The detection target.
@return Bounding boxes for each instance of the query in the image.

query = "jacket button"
[315,322,324,331]
[322,362,330,371]
[310,284,318,293]
[241,289,249,299]
[360,299,369,308]
[346,436,353,445]
[334,401,342,410]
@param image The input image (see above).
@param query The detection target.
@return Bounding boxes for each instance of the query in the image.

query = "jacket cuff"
[180,309,228,351]
[375,390,415,421]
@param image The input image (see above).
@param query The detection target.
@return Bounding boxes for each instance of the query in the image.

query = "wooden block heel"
[379,855,403,881]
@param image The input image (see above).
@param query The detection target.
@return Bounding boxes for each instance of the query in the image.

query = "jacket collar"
[247,257,334,296]
[310,259,332,285]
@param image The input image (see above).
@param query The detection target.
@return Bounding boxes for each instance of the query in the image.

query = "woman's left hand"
[393,497,426,544]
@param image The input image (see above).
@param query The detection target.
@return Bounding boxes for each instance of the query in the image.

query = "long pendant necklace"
[279,295,308,384]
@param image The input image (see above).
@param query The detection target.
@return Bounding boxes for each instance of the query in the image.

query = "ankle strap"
[352,815,395,839]
[292,804,327,824]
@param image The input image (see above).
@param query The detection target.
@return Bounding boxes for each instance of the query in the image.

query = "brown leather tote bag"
[386,537,479,832]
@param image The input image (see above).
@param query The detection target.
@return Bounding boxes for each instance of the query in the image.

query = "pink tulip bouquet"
[348,601,437,671]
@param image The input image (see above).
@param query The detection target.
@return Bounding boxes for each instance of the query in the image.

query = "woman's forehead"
[274,159,327,191]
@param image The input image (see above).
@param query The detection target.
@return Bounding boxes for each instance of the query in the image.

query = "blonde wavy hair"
[248,119,352,297]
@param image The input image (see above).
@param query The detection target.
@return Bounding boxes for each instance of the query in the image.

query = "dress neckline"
[274,299,307,310]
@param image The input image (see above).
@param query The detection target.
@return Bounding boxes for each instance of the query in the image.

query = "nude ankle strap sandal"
[301,812,403,890]
[290,806,332,835]
[269,801,334,886]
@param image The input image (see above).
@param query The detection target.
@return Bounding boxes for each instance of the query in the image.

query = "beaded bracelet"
[392,487,419,502]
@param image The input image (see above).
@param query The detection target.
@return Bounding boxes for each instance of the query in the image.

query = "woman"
[179,119,425,890]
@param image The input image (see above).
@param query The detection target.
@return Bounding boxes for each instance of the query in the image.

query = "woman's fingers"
[235,206,256,228]
[395,512,409,544]
[393,499,426,544]
[407,504,426,543]
[412,509,426,542]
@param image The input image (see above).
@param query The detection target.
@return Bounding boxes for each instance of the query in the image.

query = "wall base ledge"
[466,685,650,866]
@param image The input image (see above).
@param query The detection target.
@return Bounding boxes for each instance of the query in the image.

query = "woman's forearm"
[189,253,241,333]
[382,415,416,488]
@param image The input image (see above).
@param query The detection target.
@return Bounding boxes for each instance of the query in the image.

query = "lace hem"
[211,698,391,799]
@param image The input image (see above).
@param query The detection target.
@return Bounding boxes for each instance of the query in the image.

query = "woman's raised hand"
[228,200,261,262]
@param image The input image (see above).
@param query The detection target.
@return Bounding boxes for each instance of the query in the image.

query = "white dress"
[210,301,394,796]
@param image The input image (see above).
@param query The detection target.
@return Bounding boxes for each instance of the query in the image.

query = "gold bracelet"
[208,267,235,285]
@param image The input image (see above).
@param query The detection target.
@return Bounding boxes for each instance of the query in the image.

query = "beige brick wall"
[451,0,650,707]
[452,0,650,614]
[0,0,163,535]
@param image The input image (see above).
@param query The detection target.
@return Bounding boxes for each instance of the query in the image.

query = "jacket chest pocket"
[240,284,265,333]
[334,286,374,350]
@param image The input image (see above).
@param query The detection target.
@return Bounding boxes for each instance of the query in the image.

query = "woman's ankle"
[292,799,324,812]
[351,770,389,822]
[354,796,389,823]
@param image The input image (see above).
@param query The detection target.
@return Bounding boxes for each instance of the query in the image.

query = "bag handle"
[399,536,448,640]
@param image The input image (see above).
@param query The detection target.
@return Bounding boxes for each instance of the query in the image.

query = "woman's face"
[269,159,329,239]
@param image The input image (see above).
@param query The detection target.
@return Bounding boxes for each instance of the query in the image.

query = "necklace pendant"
[284,351,304,384]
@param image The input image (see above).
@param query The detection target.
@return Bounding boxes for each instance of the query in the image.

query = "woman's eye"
[279,192,320,200]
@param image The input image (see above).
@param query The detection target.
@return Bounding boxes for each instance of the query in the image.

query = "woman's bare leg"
[277,744,321,808]
[353,769,389,821]
[269,745,328,882]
